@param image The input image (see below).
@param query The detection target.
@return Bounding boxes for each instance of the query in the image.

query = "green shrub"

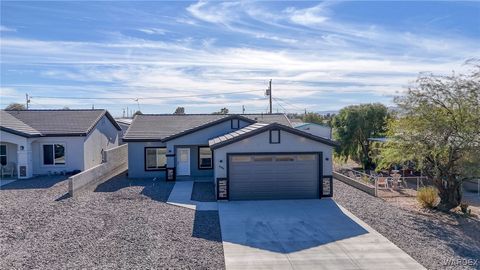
[417,187,439,208]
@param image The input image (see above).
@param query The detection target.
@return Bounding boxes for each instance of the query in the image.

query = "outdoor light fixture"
[20,146,24,150]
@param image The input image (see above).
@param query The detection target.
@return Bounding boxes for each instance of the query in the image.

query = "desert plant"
[417,186,440,208]
[460,203,471,215]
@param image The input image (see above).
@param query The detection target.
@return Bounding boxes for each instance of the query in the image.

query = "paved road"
[218,199,425,270]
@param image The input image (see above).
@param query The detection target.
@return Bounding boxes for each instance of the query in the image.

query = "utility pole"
[242,105,245,114]
[268,79,272,114]
[25,93,30,109]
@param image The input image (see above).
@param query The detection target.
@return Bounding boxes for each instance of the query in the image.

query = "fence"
[68,144,128,196]
[334,167,432,198]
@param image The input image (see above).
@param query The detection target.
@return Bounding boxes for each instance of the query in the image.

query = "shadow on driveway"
[219,199,369,253]
[192,210,223,243]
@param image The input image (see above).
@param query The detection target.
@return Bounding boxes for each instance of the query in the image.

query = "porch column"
[17,141,33,179]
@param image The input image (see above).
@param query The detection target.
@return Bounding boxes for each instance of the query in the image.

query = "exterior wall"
[0,130,31,178]
[30,136,85,176]
[166,119,251,175]
[295,124,332,139]
[84,115,120,170]
[213,129,334,184]
[127,141,167,179]
[173,145,214,179]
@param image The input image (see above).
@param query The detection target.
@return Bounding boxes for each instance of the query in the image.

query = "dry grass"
[417,186,440,208]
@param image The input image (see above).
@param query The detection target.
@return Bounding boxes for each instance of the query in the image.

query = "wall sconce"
[325,157,329,161]
[219,159,223,163]
[20,146,24,150]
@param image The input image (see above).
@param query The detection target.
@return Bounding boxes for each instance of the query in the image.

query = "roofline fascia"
[210,123,339,150]
[0,126,39,138]
[121,138,164,142]
[86,110,122,135]
[161,115,256,142]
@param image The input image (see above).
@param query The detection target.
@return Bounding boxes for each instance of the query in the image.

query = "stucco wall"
[127,141,166,179]
[84,115,120,170]
[31,136,85,175]
[213,129,334,182]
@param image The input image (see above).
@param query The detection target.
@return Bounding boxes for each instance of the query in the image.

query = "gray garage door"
[229,153,320,200]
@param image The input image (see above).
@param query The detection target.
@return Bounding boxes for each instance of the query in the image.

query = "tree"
[377,63,480,210]
[302,112,335,127]
[212,107,229,115]
[133,110,143,117]
[332,103,389,169]
[63,106,71,110]
[5,103,26,110]
[174,107,185,114]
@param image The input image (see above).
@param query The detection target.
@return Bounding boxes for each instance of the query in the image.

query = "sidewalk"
[167,181,218,211]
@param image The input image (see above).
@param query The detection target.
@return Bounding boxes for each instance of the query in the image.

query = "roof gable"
[0,109,121,137]
[209,122,339,149]
[122,113,291,142]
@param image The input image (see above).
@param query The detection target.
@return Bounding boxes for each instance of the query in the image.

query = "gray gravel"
[333,179,480,270]
[191,182,216,202]
[0,174,225,269]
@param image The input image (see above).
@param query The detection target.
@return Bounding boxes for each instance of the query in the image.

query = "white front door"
[176,148,190,176]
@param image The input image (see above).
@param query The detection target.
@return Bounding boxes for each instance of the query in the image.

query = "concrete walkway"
[167,181,218,211]
[0,179,16,187]
[218,199,425,270]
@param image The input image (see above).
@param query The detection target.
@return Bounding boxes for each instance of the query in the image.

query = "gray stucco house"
[123,113,338,200]
[0,109,121,179]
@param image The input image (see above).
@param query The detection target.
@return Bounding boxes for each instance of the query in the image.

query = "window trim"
[269,129,281,144]
[0,144,7,166]
[144,147,167,171]
[198,146,213,170]
[41,143,66,166]
[231,119,240,129]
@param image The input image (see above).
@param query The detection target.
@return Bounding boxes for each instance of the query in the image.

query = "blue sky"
[1,1,479,116]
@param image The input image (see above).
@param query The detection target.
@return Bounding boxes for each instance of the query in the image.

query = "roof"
[294,122,330,129]
[209,122,339,149]
[122,113,291,142]
[115,118,132,125]
[0,109,121,137]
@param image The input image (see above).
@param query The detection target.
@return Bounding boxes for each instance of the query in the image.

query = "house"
[115,118,132,144]
[0,109,121,179]
[123,113,338,200]
[293,122,332,139]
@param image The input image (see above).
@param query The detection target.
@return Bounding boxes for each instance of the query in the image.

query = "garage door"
[228,153,320,200]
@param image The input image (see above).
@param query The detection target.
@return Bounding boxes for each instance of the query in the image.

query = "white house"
[0,109,121,179]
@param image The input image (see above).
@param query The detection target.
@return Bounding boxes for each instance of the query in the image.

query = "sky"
[1,1,479,117]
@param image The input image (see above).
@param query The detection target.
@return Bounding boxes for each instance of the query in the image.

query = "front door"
[176,148,190,176]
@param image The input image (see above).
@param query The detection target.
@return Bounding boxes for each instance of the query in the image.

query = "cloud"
[284,4,330,26]
[137,28,167,35]
[0,25,16,32]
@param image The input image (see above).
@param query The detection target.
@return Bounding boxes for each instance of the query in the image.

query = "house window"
[231,119,240,129]
[270,129,280,144]
[145,147,167,170]
[198,146,213,169]
[0,144,6,166]
[43,144,65,165]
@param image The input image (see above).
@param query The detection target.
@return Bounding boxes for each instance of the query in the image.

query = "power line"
[272,97,305,112]
[30,89,262,100]
[273,97,304,111]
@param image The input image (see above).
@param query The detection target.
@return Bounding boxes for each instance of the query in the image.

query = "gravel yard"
[0,174,225,270]
[334,179,480,270]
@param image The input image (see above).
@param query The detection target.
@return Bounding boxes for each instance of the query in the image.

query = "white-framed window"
[0,144,6,166]
[42,144,66,165]
[145,147,167,170]
[198,146,213,169]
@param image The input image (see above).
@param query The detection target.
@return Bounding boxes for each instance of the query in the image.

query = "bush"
[417,186,440,208]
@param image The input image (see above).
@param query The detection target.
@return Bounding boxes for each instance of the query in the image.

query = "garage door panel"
[229,153,320,200]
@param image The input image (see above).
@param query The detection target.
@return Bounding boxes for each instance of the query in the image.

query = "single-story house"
[123,113,338,200]
[293,122,332,139]
[0,109,121,179]
[115,118,132,144]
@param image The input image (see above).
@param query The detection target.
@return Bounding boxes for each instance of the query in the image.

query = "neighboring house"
[293,122,332,139]
[0,109,121,179]
[115,118,132,144]
[123,113,338,200]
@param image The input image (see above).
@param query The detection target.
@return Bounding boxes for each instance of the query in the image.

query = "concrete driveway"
[218,199,424,270]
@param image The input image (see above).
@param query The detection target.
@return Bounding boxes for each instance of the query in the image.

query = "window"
[145,147,167,170]
[42,144,65,165]
[231,156,251,162]
[231,119,240,129]
[270,129,280,144]
[275,155,296,162]
[198,146,213,169]
[0,144,6,166]
[253,156,273,162]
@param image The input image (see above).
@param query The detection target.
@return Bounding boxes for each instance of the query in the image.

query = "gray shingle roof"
[0,109,120,137]
[0,110,41,137]
[123,114,291,141]
[209,122,339,149]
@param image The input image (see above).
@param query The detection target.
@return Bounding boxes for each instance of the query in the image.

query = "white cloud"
[285,4,330,26]
[0,25,16,32]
